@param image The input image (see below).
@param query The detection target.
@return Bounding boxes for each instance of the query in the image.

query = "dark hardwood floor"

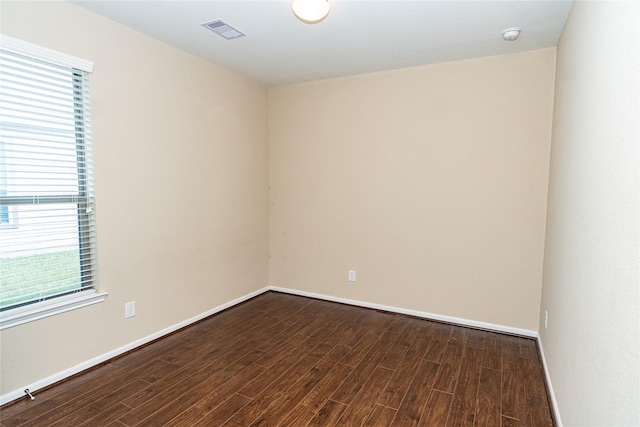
[0,291,554,426]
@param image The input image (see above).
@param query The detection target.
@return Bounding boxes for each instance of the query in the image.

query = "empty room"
[0,1,638,426]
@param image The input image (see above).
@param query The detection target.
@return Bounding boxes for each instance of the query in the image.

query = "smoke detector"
[502,27,521,42]
[202,20,245,40]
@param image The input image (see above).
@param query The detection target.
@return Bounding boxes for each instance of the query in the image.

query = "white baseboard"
[268,286,537,338]
[0,286,270,406]
[2,284,539,407]
[536,336,563,426]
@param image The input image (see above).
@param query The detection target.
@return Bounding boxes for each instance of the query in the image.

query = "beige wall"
[0,0,570,403]
[269,49,556,331]
[539,1,640,425]
[0,1,269,395]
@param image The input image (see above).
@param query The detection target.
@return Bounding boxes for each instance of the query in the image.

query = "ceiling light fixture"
[502,27,521,41]
[292,0,330,24]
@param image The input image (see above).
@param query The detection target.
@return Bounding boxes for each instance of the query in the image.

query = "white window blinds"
[0,37,96,311]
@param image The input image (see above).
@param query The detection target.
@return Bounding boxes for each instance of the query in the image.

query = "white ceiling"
[71,0,573,86]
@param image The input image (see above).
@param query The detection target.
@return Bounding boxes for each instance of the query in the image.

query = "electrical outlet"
[544,310,548,329]
[348,270,356,282]
[125,301,136,318]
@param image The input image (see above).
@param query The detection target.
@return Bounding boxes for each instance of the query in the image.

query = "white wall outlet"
[544,310,548,329]
[348,270,356,282]
[125,301,136,318]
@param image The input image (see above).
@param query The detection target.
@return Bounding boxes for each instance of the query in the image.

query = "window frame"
[0,35,106,329]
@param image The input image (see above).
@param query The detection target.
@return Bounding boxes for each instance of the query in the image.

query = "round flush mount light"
[292,0,330,24]
[502,27,521,41]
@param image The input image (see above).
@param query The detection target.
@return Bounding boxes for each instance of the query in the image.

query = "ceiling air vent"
[202,19,245,40]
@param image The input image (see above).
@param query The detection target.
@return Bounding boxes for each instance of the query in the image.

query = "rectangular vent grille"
[202,19,245,40]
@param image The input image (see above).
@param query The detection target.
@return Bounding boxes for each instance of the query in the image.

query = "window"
[0,36,105,328]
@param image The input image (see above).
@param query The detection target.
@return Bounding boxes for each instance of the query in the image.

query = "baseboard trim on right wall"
[269,285,537,338]
[536,336,563,426]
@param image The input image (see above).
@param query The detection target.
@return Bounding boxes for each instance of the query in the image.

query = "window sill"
[0,290,108,330]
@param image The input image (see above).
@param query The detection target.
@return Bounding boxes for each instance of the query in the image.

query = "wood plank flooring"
[0,291,554,426]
